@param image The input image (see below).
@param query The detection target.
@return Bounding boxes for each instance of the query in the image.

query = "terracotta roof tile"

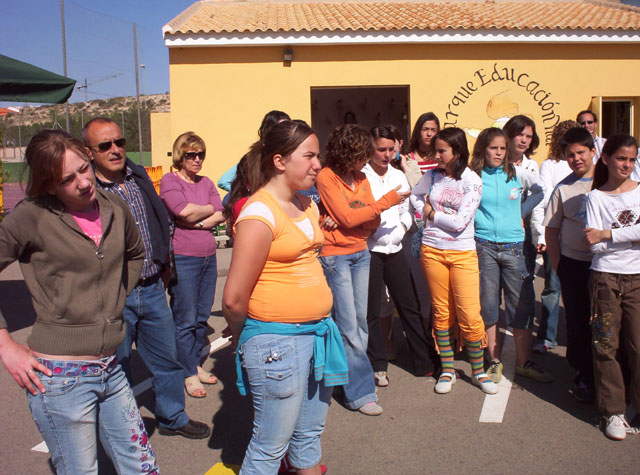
[164,1,640,35]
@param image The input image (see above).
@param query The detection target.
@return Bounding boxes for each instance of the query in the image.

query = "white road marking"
[202,335,232,357]
[132,378,153,397]
[479,329,516,423]
[31,441,48,453]
[31,335,231,453]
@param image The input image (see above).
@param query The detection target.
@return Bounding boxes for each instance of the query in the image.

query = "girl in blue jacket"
[470,128,553,384]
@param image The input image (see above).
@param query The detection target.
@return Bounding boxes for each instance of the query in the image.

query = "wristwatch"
[198,221,204,229]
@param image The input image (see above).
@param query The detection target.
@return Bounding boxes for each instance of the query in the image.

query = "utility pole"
[133,23,143,164]
[60,0,70,132]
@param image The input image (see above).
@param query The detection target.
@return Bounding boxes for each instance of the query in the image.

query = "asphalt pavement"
[0,247,637,475]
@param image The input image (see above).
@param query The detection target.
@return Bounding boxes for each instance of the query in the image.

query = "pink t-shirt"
[69,202,102,247]
[160,172,223,257]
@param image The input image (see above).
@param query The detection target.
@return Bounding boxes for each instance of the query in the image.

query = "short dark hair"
[432,127,469,181]
[25,129,90,198]
[560,127,594,154]
[324,124,374,176]
[258,110,291,139]
[592,134,639,190]
[409,112,440,153]
[503,115,540,159]
[550,120,581,159]
[370,125,395,142]
[576,110,598,123]
[81,117,119,145]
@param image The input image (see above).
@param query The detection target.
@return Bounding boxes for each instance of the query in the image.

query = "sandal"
[197,366,218,385]
[185,375,206,398]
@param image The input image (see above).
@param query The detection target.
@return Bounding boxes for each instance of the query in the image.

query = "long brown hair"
[432,127,469,181]
[470,127,515,182]
[25,129,89,198]
[503,115,540,161]
[409,112,440,155]
[592,134,639,190]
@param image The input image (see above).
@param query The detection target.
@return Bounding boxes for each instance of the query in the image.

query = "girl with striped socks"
[410,128,498,395]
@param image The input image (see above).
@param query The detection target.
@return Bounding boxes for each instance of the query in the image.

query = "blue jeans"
[536,251,561,348]
[27,358,158,474]
[117,277,190,430]
[320,250,377,409]
[476,239,533,330]
[239,333,332,474]
[169,254,218,377]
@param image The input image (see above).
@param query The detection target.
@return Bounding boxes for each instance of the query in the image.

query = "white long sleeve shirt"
[586,183,640,274]
[362,163,412,254]
[410,167,482,251]
[520,155,546,245]
[539,158,572,209]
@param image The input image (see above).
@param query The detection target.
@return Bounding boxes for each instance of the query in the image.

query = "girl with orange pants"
[410,127,497,395]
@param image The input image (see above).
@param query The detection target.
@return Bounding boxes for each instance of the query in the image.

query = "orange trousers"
[420,245,486,346]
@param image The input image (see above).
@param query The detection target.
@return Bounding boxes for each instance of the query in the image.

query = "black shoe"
[572,381,595,404]
[158,419,211,439]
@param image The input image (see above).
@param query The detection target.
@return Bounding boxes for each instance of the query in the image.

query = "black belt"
[137,273,160,287]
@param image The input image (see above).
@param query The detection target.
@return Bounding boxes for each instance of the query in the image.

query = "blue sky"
[2,0,195,104]
[3,0,640,106]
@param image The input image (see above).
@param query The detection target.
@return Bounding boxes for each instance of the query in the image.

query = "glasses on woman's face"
[183,151,205,161]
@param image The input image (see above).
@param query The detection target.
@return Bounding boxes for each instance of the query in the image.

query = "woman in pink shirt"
[160,132,224,398]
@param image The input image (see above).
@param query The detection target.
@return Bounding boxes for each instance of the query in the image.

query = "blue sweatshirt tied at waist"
[235,317,348,396]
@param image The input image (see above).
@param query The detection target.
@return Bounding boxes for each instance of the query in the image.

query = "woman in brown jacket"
[0,130,156,474]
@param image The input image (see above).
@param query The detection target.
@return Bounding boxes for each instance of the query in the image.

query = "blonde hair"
[172,132,206,170]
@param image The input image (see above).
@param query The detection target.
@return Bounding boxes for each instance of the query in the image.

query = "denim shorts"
[239,332,333,474]
[476,238,534,330]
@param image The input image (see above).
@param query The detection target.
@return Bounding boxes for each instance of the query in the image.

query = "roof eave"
[164,29,640,47]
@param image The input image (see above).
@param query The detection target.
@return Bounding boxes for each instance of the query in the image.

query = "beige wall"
[166,42,640,187]
[150,111,173,171]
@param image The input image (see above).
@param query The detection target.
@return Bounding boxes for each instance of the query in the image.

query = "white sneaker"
[604,414,628,440]
[473,374,499,394]
[374,371,389,387]
[358,401,383,416]
[434,372,456,394]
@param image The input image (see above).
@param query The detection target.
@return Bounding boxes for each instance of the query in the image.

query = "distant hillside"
[3,94,169,127]
[1,94,170,153]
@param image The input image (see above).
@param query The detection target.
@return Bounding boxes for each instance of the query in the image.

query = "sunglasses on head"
[183,151,206,161]
[579,120,595,126]
[91,138,126,152]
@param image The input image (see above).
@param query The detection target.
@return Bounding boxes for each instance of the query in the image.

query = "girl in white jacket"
[363,126,434,386]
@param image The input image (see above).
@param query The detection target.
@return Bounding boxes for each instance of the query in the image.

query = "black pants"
[557,254,594,389]
[366,250,432,374]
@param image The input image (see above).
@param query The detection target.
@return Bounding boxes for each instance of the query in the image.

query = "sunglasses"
[579,120,595,126]
[91,138,126,152]
[183,151,206,161]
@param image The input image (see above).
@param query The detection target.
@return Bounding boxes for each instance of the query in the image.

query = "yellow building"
[158,0,640,185]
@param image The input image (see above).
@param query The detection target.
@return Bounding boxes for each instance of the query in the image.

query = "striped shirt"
[409,152,438,174]
[96,167,160,279]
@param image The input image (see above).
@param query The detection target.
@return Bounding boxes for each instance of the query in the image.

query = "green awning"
[0,54,76,104]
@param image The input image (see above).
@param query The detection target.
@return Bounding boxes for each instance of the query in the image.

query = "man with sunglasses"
[577,110,606,161]
[82,118,211,440]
